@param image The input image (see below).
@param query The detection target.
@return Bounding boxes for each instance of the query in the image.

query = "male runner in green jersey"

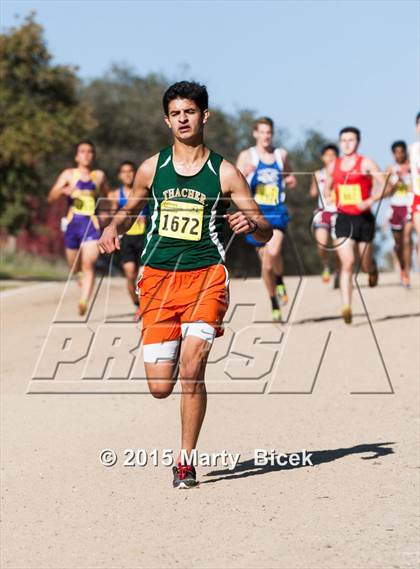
[98,81,272,488]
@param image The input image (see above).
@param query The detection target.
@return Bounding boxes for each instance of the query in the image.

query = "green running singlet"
[141,146,229,271]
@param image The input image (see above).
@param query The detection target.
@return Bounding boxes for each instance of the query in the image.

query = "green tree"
[81,65,170,184]
[0,14,93,232]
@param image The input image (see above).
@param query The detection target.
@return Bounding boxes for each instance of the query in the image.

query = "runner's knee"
[179,347,208,386]
[179,372,206,394]
[341,259,353,272]
[124,268,137,281]
[179,357,203,382]
[262,255,275,271]
[148,381,174,399]
[81,258,95,271]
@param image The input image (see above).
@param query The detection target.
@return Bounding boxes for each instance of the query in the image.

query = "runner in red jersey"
[324,127,387,324]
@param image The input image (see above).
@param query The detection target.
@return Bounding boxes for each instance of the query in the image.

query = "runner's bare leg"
[402,221,413,278]
[315,227,330,268]
[80,240,99,302]
[258,230,283,297]
[177,335,211,462]
[122,261,139,304]
[337,239,355,306]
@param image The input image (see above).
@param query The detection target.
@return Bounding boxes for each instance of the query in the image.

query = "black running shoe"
[172,463,199,489]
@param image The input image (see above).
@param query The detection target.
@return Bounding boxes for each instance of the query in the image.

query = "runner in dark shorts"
[334,210,376,242]
[323,127,387,324]
[108,161,149,307]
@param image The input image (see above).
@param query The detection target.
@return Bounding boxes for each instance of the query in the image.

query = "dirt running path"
[1,273,419,569]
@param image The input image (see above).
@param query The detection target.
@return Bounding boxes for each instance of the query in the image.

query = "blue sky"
[2,0,419,166]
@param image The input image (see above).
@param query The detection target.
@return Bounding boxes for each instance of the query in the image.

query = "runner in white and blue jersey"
[236,117,296,321]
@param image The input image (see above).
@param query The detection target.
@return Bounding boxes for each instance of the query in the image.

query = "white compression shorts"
[142,321,216,364]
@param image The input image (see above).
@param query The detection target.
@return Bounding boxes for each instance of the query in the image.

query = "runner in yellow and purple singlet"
[48,140,110,315]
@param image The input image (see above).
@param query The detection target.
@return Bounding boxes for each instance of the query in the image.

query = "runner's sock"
[270,296,280,310]
[275,275,284,286]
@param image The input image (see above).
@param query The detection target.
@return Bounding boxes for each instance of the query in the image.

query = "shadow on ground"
[201,442,395,485]
[293,312,419,326]
[352,312,420,327]
[356,282,412,289]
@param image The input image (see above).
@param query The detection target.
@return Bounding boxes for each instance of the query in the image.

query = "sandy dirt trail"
[1,272,419,569]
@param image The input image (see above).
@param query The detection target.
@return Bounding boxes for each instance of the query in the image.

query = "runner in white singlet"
[309,144,340,286]
[385,141,413,286]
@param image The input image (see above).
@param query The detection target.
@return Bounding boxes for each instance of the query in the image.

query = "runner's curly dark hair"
[321,144,339,156]
[162,81,208,115]
[391,140,407,153]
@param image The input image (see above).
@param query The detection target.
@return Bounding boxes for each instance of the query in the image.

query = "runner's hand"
[98,224,120,254]
[224,212,256,234]
[357,197,373,212]
[284,174,297,189]
[61,185,73,197]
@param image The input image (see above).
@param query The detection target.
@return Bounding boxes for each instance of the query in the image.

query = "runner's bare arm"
[322,162,335,205]
[282,150,297,189]
[235,150,247,174]
[384,165,397,195]
[47,169,72,203]
[97,171,112,197]
[358,158,389,210]
[220,160,272,243]
[106,189,120,214]
[236,149,256,178]
[309,172,319,199]
[96,171,113,220]
[98,155,157,254]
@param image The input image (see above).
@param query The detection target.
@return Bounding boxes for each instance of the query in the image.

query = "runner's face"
[416,118,420,135]
[164,98,208,141]
[339,133,359,156]
[253,124,273,148]
[393,147,407,164]
[321,149,337,166]
[119,166,135,187]
[75,144,95,167]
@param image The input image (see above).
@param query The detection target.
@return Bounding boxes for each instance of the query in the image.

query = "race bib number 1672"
[159,200,204,241]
